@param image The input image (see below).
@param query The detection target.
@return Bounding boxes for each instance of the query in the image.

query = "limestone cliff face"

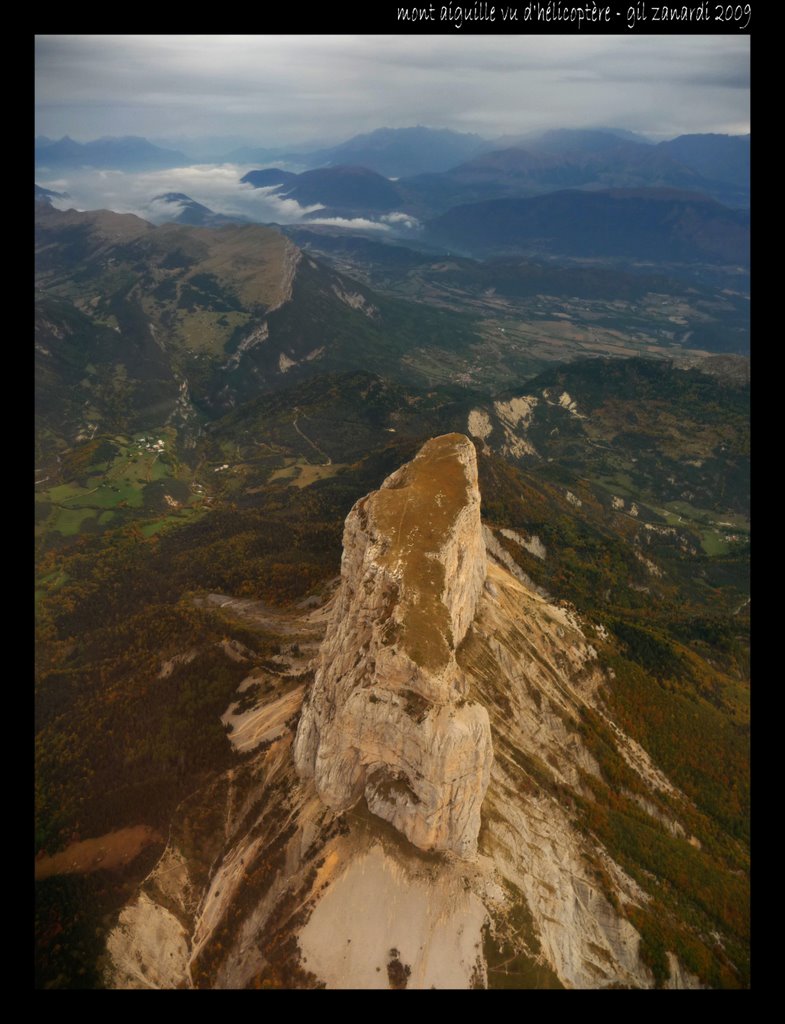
[107,484,709,989]
[294,433,492,857]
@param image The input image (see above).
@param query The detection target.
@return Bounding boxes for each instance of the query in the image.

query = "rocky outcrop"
[106,506,709,989]
[104,437,718,990]
[294,433,493,857]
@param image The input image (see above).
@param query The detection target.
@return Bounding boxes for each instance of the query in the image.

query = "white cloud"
[380,211,421,231]
[37,163,331,226]
[307,216,391,232]
[145,194,189,219]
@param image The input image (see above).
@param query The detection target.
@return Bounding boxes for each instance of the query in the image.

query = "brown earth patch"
[35,825,163,881]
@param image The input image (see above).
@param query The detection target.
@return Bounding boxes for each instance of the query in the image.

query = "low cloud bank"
[38,163,420,235]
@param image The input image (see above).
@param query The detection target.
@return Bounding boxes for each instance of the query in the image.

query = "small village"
[134,436,166,454]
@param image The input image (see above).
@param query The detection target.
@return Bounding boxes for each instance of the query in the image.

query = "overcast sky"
[36,34,750,147]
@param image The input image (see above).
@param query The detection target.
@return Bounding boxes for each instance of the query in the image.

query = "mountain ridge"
[35,134,189,170]
[426,188,749,264]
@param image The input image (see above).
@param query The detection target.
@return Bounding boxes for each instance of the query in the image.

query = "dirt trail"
[292,407,332,466]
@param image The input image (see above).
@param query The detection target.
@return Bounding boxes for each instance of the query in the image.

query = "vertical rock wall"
[294,433,492,857]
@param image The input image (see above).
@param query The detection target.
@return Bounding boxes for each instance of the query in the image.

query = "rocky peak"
[294,433,492,857]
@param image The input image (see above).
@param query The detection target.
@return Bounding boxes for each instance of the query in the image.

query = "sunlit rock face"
[294,433,492,857]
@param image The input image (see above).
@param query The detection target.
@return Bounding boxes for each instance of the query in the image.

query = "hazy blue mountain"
[301,126,489,177]
[492,127,655,154]
[426,187,750,264]
[240,168,299,189]
[657,134,750,191]
[36,135,84,162]
[148,135,263,162]
[243,164,405,215]
[221,145,293,165]
[34,135,189,170]
[403,130,747,214]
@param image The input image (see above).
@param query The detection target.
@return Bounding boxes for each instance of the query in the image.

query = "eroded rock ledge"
[294,433,492,857]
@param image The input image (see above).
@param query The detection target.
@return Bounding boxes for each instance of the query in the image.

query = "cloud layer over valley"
[38,163,420,234]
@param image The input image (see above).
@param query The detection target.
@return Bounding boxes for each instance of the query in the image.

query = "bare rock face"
[294,433,492,857]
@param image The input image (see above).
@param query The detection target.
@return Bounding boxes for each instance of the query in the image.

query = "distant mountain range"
[34,127,750,265]
[657,133,750,192]
[35,135,188,170]
[299,125,488,178]
[34,126,749,209]
[414,140,704,195]
[237,159,749,267]
[247,127,749,207]
[497,127,655,153]
[404,130,749,211]
[220,144,294,166]
[426,188,750,265]
[239,128,749,225]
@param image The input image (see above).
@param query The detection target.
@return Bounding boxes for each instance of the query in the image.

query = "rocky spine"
[294,433,492,857]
